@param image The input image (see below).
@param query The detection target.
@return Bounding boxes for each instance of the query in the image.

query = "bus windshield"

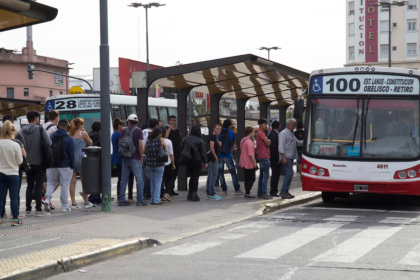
[307,98,420,159]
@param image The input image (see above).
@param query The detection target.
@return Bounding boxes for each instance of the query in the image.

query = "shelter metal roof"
[147,54,310,106]
[0,98,44,118]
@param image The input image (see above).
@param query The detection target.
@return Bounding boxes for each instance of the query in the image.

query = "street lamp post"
[259,46,281,60]
[370,1,408,67]
[128,2,166,70]
[65,62,74,94]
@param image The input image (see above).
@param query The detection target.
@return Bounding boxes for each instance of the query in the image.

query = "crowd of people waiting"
[0,109,304,226]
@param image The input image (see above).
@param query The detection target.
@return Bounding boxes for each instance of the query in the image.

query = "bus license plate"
[354,185,369,192]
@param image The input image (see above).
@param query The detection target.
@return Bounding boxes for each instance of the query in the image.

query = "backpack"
[51,134,70,167]
[118,127,138,159]
[219,130,232,155]
[39,127,54,168]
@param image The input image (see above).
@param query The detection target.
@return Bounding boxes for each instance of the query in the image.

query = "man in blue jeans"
[256,119,272,200]
[206,124,222,200]
[118,114,148,207]
[218,119,243,195]
[279,119,303,199]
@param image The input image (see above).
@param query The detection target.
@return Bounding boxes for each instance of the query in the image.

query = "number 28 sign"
[46,98,101,112]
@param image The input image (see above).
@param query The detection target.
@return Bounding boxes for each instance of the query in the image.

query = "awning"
[0,98,44,118]
[146,54,309,106]
[0,0,58,32]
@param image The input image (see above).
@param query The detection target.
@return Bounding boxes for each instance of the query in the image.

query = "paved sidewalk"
[0,170,317,279]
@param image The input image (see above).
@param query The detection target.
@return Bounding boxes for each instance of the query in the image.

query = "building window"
[50,90,53,97]
[349,23,355,36]
[60,92,63,95]
[408,0,417,10]
[380,44,389,58]
[408,19,417,31]
[349,1,355,15]
[6,88,14,99]
[380,21,389,33]
[407,43,417,56]
[24,88,29,97]
[349,47,355,60]
[55,71,63,86]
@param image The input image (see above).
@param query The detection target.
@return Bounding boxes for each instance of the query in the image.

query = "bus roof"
[46,94,177,107]
[310,67,420,76]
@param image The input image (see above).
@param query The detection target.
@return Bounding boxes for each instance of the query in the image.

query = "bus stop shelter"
[0,98,44,118]
[133,54,310,191]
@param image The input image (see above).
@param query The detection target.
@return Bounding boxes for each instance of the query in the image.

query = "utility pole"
[259,46,281,60]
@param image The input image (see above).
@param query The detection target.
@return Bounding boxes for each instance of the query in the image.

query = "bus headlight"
[399,171,407,179]
[318,168,325,176]
[408,170,416,178]
[309,166,317,174]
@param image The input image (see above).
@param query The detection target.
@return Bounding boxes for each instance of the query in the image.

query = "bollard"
[82,146,101,194]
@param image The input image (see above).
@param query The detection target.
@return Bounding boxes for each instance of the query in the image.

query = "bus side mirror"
[293,99,304,120]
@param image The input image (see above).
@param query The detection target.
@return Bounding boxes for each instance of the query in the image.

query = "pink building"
[0,27,68,101]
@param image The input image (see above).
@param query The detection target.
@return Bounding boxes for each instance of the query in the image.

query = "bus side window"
[127,105,137,115]
[112,105,121,118]
[158,107,168,125]
[120,105,127,121]
[149,107,158,120]
[168,107,177,118]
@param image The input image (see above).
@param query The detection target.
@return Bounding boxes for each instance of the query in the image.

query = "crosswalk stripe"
[398,243,420,265]
[153,241,223,256]
[379,217,416,224]
[324,215,359,222]
[313,226,403,263]
[236,222,345,260]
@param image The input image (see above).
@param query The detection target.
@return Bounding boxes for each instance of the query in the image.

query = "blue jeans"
[258,158,270,195]
[280,158,294,194]
[206,160,219,196]
[119,158,144,203]
[218,157,240,192]
[146,166,165,204]
[0,173,19,219]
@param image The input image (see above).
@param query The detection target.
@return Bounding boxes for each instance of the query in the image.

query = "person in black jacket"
[268,121,282,197]
[180,125,208,202]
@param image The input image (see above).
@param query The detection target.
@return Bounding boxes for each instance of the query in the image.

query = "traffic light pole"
[27,66,94,93]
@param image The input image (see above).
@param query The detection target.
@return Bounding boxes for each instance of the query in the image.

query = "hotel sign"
[357,0,379,62]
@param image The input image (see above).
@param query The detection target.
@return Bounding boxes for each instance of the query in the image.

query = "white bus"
[301,67,420,202]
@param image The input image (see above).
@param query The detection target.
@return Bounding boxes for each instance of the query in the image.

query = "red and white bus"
[301,67,420,202]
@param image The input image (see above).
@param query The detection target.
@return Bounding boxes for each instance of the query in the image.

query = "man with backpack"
[118,114,147,206]
[218,119,243,195]
[42,120,75,212]
[21,111,52,217]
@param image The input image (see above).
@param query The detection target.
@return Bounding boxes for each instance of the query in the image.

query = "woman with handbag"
[239,127,258,198]
[0,121,25,226]
[144,127,167,205]
[180,125,208,202]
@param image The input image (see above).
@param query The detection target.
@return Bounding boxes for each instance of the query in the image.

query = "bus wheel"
[322,192,335,203]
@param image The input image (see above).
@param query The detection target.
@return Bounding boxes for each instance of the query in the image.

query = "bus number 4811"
[377,164,388,169]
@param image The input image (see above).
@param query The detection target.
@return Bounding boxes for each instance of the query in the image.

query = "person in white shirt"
[159,126,175,202]
[0,121,24,226]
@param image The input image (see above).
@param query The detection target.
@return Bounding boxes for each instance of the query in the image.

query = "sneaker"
[210,195,222,201]
[244,194,256,199]
[71,204,81,209]
[222,191,228,195]
[62,207,72,213]
[42,199,50,212]
[49,202,55,210]
[119,201,131,206]
[25,211,32,216]
[84,202,94,209]
[206,195,211,200]
[11,219,22,226]
[163,193,172,202]
[35,211,50,217]
[261,194,273,200]
[235,190,245,195]
[136,201,148,206]
[287,193,295,199]
[151,202,163,205]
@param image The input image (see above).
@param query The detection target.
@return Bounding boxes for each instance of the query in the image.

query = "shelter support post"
[176,87,194,191]
[210,93,224,128]
[236,98,250,181]
[279,105,290,132]
[259,101,271,120]
[137,88,149,126]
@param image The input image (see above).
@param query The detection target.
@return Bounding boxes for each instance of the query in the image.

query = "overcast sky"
[0,0,345,75]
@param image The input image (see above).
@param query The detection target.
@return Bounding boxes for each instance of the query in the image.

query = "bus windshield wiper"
[364,96,371,149]
[352,95,360,149]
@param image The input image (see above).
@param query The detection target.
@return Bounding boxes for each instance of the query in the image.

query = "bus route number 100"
[326,78,361,93]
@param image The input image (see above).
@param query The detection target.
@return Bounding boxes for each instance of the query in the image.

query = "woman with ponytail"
[68,118,93,209]
[144,127,166,205]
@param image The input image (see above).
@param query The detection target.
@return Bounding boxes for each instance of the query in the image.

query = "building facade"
[346,0,420,69]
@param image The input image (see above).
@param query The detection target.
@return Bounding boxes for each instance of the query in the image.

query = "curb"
[1,238,160,280]
[263,192,322,214]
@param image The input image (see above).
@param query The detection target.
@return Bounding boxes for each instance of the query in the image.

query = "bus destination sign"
[46,98,100,112]
[311,74,419,95]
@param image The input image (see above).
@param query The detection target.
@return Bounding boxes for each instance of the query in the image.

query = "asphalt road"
[49,194,420,280]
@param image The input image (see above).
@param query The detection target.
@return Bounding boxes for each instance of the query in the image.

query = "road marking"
[154,241,223,256]
[379,217,416,224]
[300,207,384,212]
[398,243,420,265]
[313,226,402,263]
[0,237,61,252]
[324,215,359,222]
[0,237,31,245]
[271,213,308,220]
[236,222,345,260]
